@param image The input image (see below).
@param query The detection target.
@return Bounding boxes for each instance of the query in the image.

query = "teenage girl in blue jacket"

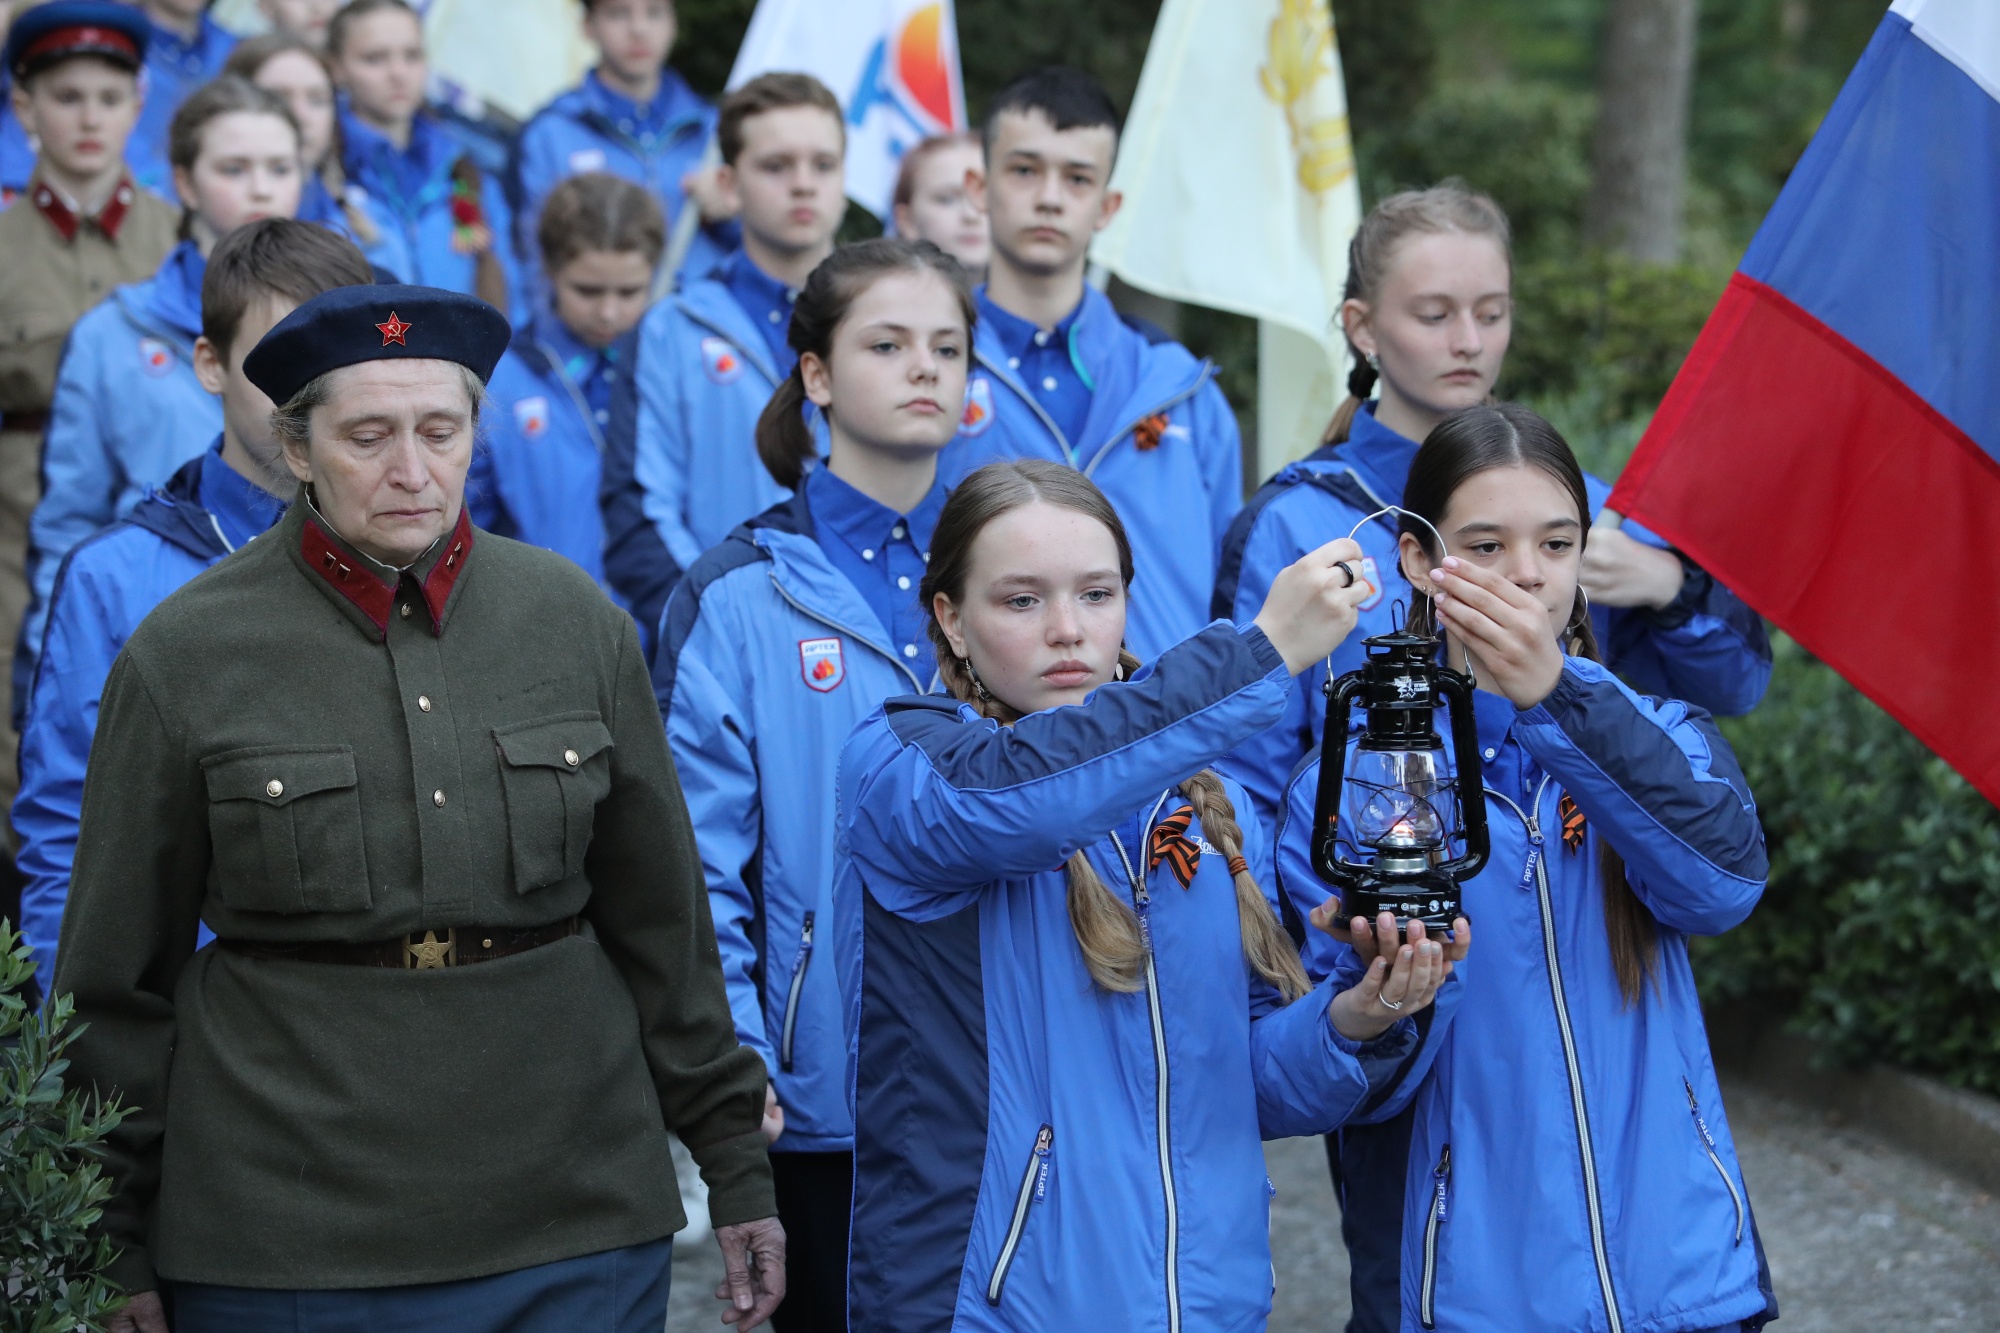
[24,76,303,700]
[1275,404,1776,1333]
[1214,185,1771,829]
[471,173,662,601]
[325,0,520,322]
[838,458,1470,1331]
[657,236,976,1331]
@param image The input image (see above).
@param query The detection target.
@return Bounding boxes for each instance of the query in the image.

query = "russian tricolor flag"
[1610,0,2000,802]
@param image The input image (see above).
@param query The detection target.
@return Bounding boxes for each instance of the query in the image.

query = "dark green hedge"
[1698,640,2000,1093]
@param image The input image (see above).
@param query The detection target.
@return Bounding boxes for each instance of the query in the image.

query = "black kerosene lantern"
[1309,620,1489,931]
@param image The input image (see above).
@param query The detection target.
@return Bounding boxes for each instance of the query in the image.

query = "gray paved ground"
[666,1076,2000,1331]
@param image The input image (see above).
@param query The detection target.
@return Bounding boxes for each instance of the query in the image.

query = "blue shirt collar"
[805,464,945,557]
[720,249,800,367]
[1332,402,1421,509]
[197,442,289,550]
[145,241,206,340]
[338,102,451,187]
[581,68,692,137]
[975,287,1085,367]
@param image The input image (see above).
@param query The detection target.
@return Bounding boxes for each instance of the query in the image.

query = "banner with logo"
[728,0,968,217]
[1093,0,1363,479]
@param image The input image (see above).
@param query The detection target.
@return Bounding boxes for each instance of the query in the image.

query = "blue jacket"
[469,325,623,599]
[0,87,33,204]
[126,12,237,194]
[339,105,525,326]
[1211,406,1773,828]
[654,491,932,1152]
[941,285,1243,662]
[21,241,219,715]
[838,621,1445,1331]
[1275,662,1777,1333]
[602,272,791,642]
[509,68,724,302]
[15,445,282,985]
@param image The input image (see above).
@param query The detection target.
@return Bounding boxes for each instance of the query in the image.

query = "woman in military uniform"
[54,285,784,1333]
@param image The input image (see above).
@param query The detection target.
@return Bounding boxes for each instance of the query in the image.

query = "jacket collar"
[289,496,475,642]
[755,520,922,684]
[126,240,206,342]
[29,169,138,243]
[1310,403,1418,509]
[676,275,783,386]
[580,66,708,139]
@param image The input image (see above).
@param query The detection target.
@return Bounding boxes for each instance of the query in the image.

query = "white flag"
[1093,0,1364,478]
[729,0,969,218]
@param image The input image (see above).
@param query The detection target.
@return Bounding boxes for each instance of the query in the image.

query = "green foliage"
[1698,645,2000,1092]
[1,924,131,1333]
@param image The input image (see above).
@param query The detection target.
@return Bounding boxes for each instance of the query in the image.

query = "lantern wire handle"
[1336,506,1476,692]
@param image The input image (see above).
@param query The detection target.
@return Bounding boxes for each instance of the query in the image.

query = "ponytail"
[756,367,817,491]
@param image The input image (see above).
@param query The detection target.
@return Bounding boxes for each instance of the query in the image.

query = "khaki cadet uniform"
[54,499,775,1295]
[0,171,177,814]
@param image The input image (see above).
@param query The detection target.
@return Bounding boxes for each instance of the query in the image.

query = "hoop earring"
[962,657,992,701]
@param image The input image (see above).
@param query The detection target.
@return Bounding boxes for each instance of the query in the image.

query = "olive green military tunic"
[0,171,178,819]
[53,497,774,1293]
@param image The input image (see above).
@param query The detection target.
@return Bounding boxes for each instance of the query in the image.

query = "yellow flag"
[1093,0,1363,480]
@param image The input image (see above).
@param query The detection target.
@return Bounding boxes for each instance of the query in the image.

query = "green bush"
[1697,642,2000,1092]
[1,925,131,1333]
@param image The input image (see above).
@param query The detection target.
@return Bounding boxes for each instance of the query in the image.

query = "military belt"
[219,917,579,970]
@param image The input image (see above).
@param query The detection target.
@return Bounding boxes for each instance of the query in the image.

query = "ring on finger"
[1377,994,1404,1011]
[1334,560,1356,588]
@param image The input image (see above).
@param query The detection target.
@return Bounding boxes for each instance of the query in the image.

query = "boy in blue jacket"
[511,0,730,305]
[472,172,663,601]
[15,219,372,993]
[602,71,845,641]
[943,67,1243,662]
[126,0,237,194]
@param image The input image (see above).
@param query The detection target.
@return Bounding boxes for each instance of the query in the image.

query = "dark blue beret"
[244,284,512,407]
[5,2,149,79]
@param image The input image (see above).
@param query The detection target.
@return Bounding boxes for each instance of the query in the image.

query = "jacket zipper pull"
[1432,1143,1451,1221]
[1682,1078,1716,1146]
[1033,1124,1054,1202]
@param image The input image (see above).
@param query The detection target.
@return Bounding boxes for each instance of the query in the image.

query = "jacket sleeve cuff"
[1516,662,1586,723]
[1637,551,1708,631]
[1233,621,1287,676]
[685,1128,778,1228]
[106,1242,158,1296]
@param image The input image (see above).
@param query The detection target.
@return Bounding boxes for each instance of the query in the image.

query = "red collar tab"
[32,176,137,243]
[302,517,396,636]
[418,508,474,630]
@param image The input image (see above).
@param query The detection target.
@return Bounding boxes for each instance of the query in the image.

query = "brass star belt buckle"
[404,927,457,969]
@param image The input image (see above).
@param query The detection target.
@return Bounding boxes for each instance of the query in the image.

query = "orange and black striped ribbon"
[1149,806,1201,889]
[1559,793,1587,853]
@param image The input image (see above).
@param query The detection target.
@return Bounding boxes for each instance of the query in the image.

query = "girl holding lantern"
[1276,403,1777,1333]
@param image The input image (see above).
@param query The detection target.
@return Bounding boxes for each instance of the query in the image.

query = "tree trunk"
[1585,0,1700,263]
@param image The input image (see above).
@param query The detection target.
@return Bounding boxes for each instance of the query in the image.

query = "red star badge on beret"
[376,312,411,346]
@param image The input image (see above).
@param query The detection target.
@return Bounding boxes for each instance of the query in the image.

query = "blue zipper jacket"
[509,68,724,301]
[654,490,932,1152]
[1274,661,1777,1333]
[838,620,1448,1331]
[469,322,625,600]
[20,241,219,718]
[1211,405,1773,828]
[602,270,791,643]
[339,105,525,325]
[940,285,1243,663]
[15,444,282,984]
[126,11,236,195]
[0,86,33,204]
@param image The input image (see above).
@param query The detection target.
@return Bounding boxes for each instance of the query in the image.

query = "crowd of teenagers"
[1,3,1784,1332]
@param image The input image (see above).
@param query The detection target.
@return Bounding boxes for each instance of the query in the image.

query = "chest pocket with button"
[492,711,615,893]
[200,746,373,915]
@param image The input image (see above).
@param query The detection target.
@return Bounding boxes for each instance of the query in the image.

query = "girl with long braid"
[835,458,1469,1331]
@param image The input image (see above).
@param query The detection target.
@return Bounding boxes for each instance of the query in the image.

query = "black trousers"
[769,1149,852,1333]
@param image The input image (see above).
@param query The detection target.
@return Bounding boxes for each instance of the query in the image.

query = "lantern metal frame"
[1309,623,1490,932]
